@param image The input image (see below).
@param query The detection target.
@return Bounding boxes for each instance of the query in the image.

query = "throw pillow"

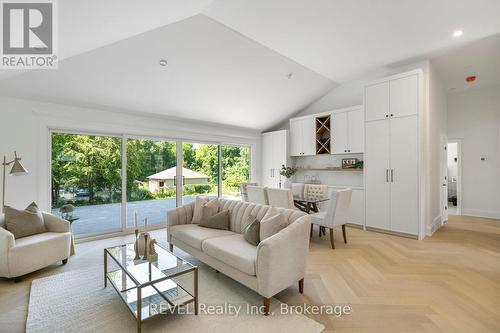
[5,202,46,239]
[259,206,286,241]
[199,210,230,230]
[242,215,260,246]
[192,197,219,223]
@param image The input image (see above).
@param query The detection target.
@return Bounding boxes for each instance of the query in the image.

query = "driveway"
[52,195,237,236]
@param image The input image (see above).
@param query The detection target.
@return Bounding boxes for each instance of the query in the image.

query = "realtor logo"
[1,0,57,69]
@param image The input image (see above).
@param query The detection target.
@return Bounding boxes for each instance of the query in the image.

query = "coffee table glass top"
[106,243,194,285]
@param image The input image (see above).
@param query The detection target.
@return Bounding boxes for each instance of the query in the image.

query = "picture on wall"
[342,158,358,169]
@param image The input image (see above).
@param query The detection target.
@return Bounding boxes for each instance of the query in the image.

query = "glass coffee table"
[104,243,198,333]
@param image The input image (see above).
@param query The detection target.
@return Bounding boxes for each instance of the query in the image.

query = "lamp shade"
[10,159,28,176]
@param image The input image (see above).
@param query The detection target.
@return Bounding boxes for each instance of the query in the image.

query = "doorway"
[447,140,462,215]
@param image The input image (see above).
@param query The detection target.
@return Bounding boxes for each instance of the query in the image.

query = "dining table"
[293,195,329,213]
[293,195,330,237]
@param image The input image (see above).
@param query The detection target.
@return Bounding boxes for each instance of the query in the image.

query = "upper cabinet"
[365,81,389,121]
[289,116,315,156]
[365,74,418,121]
[290,106,364,156]
[331,106,364,154]
[261,130,288,188]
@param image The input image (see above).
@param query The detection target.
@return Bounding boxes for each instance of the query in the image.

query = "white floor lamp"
[2,151,28,212]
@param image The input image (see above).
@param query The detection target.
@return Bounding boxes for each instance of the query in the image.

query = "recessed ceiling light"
[159,59,168,66]
[453,30,463,37]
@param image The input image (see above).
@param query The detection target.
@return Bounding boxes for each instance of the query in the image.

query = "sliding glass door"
[51,132,251,238]
[51,133,122,236]
[182,142,219,204]
[222,145,250,200]
[126,138,177,229]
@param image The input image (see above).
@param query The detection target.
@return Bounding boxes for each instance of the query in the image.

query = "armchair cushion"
[4,202,46,239]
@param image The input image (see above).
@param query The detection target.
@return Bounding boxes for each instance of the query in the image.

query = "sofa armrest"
[256,215,311,298]
[166,203,195,241]
[42,212,70,233]
[0,225,15,277]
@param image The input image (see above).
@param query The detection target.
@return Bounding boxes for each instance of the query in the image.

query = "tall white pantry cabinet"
[261,130,288,188]
[364,70,423,238]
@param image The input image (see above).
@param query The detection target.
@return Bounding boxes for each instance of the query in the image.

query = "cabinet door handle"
[391,169,394,182]
[390,114,394,117]
[385,114,389,118]
[386,169,389,182]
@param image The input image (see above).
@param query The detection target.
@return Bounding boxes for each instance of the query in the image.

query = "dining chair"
[291,183,305,198]
[310,188,352,249]
[246,185,268,205]
[240,182,258,202]
[304,184,329,201]
[266,188,294,209]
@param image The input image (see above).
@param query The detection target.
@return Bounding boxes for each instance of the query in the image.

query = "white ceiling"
[1,0,500,130]
[432,34,500,93]
[0,15,333,129]
[0,0,213,80]
[205,0,500,82]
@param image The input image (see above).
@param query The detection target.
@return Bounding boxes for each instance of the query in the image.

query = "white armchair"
[0,212,72,281]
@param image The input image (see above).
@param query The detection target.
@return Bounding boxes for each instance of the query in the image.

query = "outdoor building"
[147,167,209,193]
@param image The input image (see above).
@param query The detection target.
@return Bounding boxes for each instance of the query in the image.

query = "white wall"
[0,97,260,212]
[447,85,500,219]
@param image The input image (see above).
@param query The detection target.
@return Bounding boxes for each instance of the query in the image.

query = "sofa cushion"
[4,202,46,239]
[200,210,230,230]
[202,234,258,276]
[242,215,260,246]
[192,197,219,224]
[259,206,286,241]
[169,224,234,250]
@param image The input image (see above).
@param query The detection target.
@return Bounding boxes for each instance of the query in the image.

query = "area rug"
[26,254,324,333]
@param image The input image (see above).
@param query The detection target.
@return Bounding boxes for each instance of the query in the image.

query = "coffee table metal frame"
[104,243,198,333]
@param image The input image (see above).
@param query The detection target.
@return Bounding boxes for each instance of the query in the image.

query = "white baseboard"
[461,209,500,220]
[427,215,443,236]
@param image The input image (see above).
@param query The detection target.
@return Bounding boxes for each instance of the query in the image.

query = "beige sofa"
[0,212,72,281]
[167,199,311,315]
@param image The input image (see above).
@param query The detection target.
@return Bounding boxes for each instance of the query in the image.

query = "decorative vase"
[283,178,292,189]
[136,232,150,258]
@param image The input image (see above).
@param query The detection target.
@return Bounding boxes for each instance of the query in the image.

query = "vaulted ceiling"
[1,0,500,130]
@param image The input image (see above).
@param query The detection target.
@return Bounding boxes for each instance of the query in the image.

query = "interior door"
[261,134,274,187]
[348,108,364,153]
[365,81,390,121]
[390,74,418,118]
[389,116,419,235]
[331,112,348,154]
[365,120,391,230]
[289,119,302,156]
[440,134,448,222]
[273,131,287,188]
[301,117,316,156]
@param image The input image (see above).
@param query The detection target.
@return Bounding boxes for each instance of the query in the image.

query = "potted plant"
[279,165,297,188]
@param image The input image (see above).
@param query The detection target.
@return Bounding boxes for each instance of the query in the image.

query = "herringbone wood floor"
[276,215,500,332]
[1,215,499,333]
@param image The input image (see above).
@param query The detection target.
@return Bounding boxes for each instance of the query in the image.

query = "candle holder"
[142,234,149,260]
[133,228,140,260]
